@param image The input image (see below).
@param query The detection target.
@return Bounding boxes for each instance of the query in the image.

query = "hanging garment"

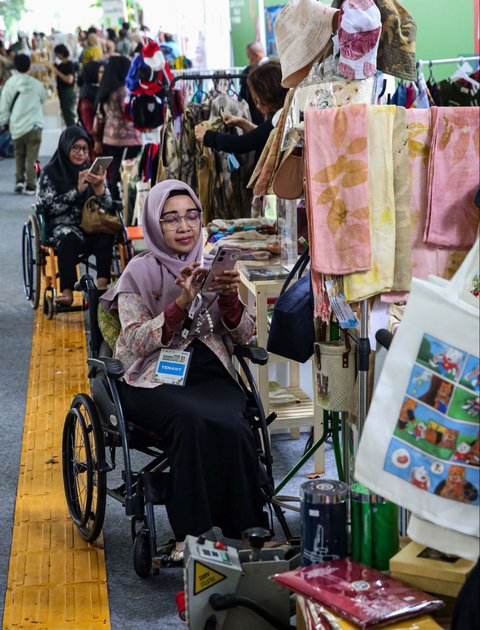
[196,119,218,224]
[248,89,295,196]
[424,107,480,250]
[387,109,465,303]
[248,127,276,195]
[390,83,407,106]
[156,110,181,183]
[179,100,211,190]
[404,82,417,108]
[390,106,412,292]
[209,93,255,217]
[413,73,431,109]
[304,103,372,276]
[343,105,396,302]
[437,78,480,107]
[209,92,251,121]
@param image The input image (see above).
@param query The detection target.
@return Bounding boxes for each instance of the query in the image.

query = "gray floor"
[0,153,338,628]
[0,156,36,621]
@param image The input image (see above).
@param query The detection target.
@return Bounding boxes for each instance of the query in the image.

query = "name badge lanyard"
[181,294,203,340]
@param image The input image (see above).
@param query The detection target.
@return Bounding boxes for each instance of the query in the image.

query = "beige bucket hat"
[274,0,339,88]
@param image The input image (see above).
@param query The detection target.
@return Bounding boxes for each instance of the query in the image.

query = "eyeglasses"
[71,144,89,154]
[159,209,202,230]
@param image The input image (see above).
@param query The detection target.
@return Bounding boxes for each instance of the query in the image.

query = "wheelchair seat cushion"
[98,302,121,350]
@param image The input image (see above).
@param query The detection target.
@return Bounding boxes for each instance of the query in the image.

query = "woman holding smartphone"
[100,179,264,563]
[37,126,115,306]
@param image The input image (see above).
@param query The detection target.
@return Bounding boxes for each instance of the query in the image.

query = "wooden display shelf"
[238,264,324,473]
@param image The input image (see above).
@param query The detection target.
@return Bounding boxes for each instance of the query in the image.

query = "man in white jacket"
[0,54,46,194]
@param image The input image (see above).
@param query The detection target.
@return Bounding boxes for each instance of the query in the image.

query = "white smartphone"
[201,247,241,291]
[88,156,113,175]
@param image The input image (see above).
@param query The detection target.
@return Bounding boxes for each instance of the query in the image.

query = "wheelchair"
[62,274,293,577]
[21,201,134,319]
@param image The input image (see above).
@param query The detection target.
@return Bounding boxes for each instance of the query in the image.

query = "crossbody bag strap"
[279,246,310,296]
[6,92,21,126]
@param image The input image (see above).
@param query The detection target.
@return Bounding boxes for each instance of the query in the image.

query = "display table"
[238,264,324,473]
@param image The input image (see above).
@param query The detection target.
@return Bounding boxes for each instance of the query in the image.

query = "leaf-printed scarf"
[304,103,371,275]
[424,106,480,249]
[343,105,396,302]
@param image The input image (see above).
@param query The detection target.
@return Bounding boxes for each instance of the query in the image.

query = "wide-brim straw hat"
[274,0,339,88]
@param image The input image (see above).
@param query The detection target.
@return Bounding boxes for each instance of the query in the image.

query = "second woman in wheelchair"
[100,179,264,561]
[37,125,114,307]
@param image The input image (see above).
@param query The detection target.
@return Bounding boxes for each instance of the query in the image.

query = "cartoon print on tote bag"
[384,333,480,506]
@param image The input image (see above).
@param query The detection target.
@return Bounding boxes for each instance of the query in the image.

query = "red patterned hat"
[337,0,382,80]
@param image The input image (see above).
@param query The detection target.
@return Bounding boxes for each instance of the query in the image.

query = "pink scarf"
[304,104,371,275]
[425,106,480,249]
[384,109,464,303]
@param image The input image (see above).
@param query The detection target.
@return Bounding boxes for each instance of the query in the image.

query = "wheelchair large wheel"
[21,214,41,310]
[62,394,107,542]
[133,529,152,578]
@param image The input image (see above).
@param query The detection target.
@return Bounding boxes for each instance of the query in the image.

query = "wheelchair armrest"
[88,357,125,379]
[233,345,269,366]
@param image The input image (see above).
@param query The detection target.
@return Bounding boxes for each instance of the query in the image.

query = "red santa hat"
[142,41,165,71]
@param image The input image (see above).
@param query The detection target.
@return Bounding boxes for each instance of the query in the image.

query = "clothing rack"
[416,55,480,71]
[167,70,244,109]
[171,67,245,78]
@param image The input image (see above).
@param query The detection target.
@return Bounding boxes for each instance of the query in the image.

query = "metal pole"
[340,412,352,488]
[357,301,370,440]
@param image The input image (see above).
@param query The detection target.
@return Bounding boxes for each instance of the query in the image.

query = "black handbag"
[267,248,315,363]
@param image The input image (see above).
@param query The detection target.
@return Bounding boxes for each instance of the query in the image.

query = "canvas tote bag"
[355,238,480,538]
[314,331,356,412]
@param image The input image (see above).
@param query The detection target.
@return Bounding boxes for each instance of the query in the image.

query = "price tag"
[154,348,193,386]
[325,280,358,329]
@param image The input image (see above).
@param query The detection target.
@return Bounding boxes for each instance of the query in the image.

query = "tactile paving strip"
[3,306,110,629]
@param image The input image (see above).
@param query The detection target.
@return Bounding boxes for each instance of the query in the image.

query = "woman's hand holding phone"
[86,167,106,195]
[175,262,208,311]
[77,167,106,195]
[208,269,240,296]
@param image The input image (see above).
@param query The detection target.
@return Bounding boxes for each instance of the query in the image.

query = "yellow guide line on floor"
[3,305,110,629]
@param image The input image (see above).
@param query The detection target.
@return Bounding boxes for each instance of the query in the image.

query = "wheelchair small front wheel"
[133,530,152,578]
[62,394,107,543]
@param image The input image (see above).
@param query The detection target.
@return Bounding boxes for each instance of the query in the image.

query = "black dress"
[118,339,265,541]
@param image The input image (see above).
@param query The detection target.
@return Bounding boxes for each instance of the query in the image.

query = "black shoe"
[23,186,36,196]
[15,182,25,194]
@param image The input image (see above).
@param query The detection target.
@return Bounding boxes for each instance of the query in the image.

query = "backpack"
[130,93,165,130]
[0,130,14,157]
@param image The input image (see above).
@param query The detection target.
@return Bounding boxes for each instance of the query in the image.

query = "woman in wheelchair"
[37,125,114,307]
[100,179,264,561]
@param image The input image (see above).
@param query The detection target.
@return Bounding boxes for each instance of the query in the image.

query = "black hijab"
[94,55,131,110]
[43,126,92,195]
[79,60,102,102]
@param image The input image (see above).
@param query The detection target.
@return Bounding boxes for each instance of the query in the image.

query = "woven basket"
[314,335,356,412]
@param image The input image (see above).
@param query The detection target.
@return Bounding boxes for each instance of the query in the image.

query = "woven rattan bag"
[313,332,356,412]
